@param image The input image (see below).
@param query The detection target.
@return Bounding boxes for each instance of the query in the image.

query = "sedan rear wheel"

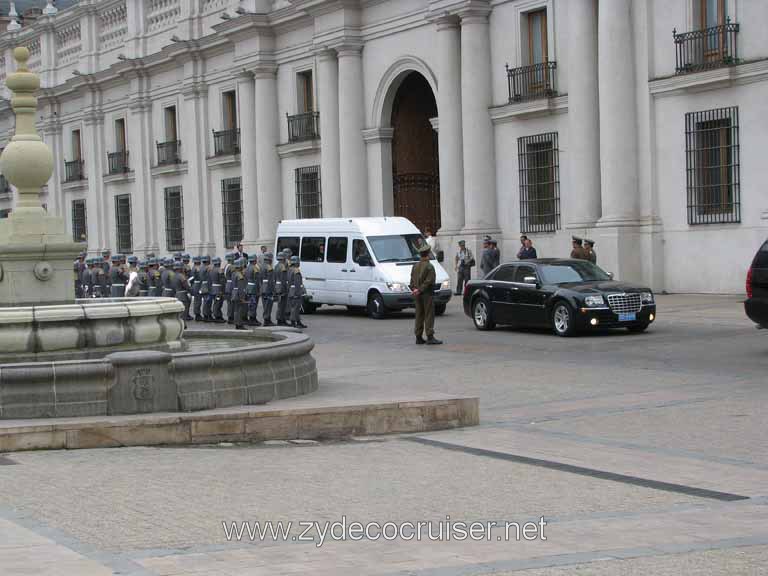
[552,301,576,337]
[472,298,495,331]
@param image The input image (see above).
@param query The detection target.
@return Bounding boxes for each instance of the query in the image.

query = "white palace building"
[0,0,766,293]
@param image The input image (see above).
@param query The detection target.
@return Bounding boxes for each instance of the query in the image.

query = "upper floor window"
[506,6,556,102]
[71,129,82,160]
[674,0,738,74]
[527,9,548,66]
[698,0,727,30]
[685,107,740,225]
[115,118,126,152]
[297,70,314,113]
[164,105,178,142]
[222,90,237,131]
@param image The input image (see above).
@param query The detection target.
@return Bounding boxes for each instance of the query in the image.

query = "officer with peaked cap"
[410,243,442,345]
[288,255,307,329]
[260,252,276,326]
[199,256,212,321]
[137,260,150,297]
[275,251,290,326]
[245,253,262,326]
[570,236,587,260]
[223,252,237,324]
[110,254,127,297]
[210,256,226,322]
[583,239,597,264]
[232,257,248,330]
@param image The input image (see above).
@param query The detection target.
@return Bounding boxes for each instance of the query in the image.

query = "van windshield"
[367,234,432,263]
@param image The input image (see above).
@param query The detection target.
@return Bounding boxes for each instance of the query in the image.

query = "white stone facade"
[0,0,766,294]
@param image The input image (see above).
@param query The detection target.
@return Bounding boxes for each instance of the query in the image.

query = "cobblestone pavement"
[1,294,767,575]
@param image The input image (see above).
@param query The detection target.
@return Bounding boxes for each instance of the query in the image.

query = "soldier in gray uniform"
[74,252,87,298]
[94,260,109,298]
[260,252,275,326]
[190,256,202,321]
[245,253,262,326]
[199,256,212,321]
[232,258,248,330]
[288,255,307,329]
[109,255,127,297]
[171,261,192,322]
[275,251,290,326]
[80,258,92,298]
[137,260,150,297]
[148,258,161,297]
[162,258,175,298]
[223,252,236,324]
[210,257,226,322]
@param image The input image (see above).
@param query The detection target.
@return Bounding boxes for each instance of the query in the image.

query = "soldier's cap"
[162,257,172,266]
[489,239,498,245]
[483,235,491,242]
[173,261,183,270]
[248,253,258,262]
[111,254,121,262]
[458,240,466,245]
[572,236,583,244]
[264,252,274,260]
[78,251,87,258]
[102,261,110,268]
[235,258,245,268]
[148,258,157,266]
[101,249,111,257]
[418,244,431,255]
[192,255,202,263]
[139,260,148,269]
[225,252,235,261]
[290,255,299,264]
[146,252,156,258]
[284,248,293,256]
[276,252,285,260]
[173,251,182,259]
[127,256,138,264]
[212,257,222,265]
[182,253,191,261]
[201,255,211,264]
[584,238,595,246]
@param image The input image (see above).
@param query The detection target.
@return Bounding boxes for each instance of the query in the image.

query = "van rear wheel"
[435,303,447,316]
[367,292,388,319]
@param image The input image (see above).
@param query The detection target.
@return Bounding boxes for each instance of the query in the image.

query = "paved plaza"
[1,294,767,575]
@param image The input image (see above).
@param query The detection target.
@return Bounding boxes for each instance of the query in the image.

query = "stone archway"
[389,72,440,234]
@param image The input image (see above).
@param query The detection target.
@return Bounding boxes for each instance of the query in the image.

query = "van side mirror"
[357,255,373,267]
[436,250,444,263]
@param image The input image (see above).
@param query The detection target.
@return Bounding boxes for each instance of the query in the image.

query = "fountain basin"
[0,297,185,362]
[0,329,317,419]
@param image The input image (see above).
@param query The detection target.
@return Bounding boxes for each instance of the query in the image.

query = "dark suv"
[745,240,768,329]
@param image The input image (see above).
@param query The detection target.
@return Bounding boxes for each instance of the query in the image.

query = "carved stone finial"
[43,0,58,16]
[7,1,21,31]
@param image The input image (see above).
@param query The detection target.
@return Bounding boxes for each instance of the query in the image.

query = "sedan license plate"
[618,313,636,322]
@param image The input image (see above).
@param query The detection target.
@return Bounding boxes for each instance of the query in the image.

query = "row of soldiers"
[73,249,307,330]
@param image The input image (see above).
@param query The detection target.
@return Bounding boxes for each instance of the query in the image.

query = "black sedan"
[745,239,768,329]
[462,259,656,336]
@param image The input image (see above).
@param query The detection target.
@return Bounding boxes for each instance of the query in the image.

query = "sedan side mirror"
[436,250,445,263]
[607,272,614,279]
[523,275,538,285]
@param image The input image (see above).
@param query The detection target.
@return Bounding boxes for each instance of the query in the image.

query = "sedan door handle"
[341,269,348,272]
[348,269,356,273]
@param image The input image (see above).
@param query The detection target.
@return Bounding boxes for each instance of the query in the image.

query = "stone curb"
[0,396,479,452]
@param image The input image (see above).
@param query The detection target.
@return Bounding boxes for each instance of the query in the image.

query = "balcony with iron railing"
[674,20,739,75]
[506,61,557,103]
[287,111,320,143]
[107,150,130,174]
[213,128,240,156]
[157,140,182,166]
[64,159,85,182]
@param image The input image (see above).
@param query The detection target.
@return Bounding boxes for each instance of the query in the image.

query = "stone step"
[0,396,478,452]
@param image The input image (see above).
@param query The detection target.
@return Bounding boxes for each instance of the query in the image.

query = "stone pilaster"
[337,43,368,217]
[362,127,394,217]
[253,63,282,244]
[82,109,106,251]
[128,94,156,255]
[316,48,341,218]
[237,70,260,250]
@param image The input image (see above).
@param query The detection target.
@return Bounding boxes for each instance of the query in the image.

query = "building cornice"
[649,58,768,98]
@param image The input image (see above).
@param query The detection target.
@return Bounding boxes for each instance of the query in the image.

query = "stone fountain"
[0,48,317,419]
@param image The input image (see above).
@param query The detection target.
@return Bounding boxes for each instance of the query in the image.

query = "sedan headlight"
[641,292,654,304]
[584,295,605,307]
[387,282,410,292]
[441,280,451,291]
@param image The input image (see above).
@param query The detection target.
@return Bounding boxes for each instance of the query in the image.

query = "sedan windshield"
[367,234,432,263]
[539,261,612,284]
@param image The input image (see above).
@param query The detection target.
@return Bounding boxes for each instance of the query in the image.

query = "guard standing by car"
[245,253,262,326]
[410,244,442,345]
[260,252,275,326]
[583,239,597,264]
[454,240,474,295]
[275,251,289,326]
[288,255,307,329]
[210,257,226,322]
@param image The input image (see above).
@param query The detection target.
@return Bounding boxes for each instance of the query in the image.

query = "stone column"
[181,81,213,254]
[253,64,282,243]
[337,43,368,216]
[237,70,260,249]
[82,110,106,250]
[598,0,639,224]
[435,16,464,235]
[127,97,154,254]
[41,120,62,218]
[316,48,341,218]
[459,7,498,234]
[363,127,394,217]
[567,0,601,228]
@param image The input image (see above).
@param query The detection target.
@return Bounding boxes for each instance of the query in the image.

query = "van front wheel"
[434,303,447,316]
[367,292,388,319]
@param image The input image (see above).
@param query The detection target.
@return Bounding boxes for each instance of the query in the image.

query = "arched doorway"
[390,72,440,234]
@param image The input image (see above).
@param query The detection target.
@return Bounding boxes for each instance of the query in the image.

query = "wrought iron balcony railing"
[674,21,739,75]
[64,159,85,182]
[213,128,240,156]
[157,140,182,165]
[107,151,130,174]
[506,61,557,103]
[287,111,320,143]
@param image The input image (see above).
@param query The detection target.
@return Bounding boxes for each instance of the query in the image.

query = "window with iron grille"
[164,186,184,251]
[295,166,322,219]
[114,194,133,254]
[72,199,87,243]
[221,177,243,249]
[685,107,740,224]
[518,132,560,233]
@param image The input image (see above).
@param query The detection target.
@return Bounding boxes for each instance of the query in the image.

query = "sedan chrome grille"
[606,293,642,314]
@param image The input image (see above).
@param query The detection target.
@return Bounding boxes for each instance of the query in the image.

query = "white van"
[275,217,452,318]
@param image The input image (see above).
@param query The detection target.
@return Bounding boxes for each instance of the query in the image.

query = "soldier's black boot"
[195,315,204,322]
[263,319,274,327]
[415,335,426,345]
[235,325,247,330]
[426,336,443,345]
[296,321,307,329]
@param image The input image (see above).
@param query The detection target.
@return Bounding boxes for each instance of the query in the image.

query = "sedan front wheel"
[472,298,495,331]
[552,301,576,337]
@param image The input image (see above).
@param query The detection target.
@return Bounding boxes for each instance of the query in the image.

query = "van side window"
[327,237,348,263]
[300,237,325,262]
[353,239,372,264]
[277,236,300,256]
